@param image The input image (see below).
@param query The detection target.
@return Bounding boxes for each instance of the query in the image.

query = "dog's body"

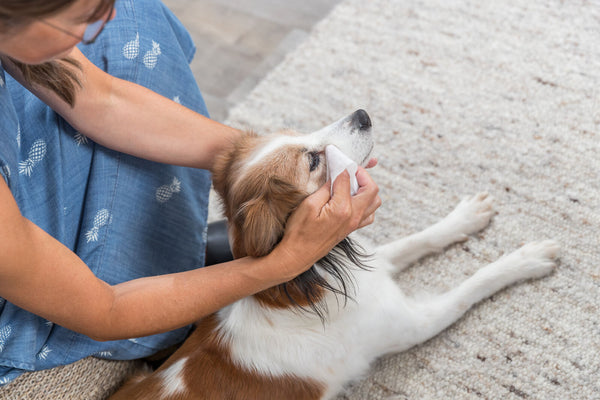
[110,110,559,400]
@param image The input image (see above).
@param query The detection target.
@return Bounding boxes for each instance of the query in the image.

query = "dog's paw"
[501,240,560,280]
[441,192,495,241]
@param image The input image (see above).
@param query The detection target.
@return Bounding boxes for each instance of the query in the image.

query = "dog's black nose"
[352,109,371,130]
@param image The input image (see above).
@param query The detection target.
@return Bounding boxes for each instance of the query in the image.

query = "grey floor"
[162,0,342,122]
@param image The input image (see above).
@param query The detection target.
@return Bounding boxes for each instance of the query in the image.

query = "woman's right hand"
[273,167,381,281]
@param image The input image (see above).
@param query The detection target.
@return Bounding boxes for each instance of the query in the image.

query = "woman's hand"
[273,165,381,281]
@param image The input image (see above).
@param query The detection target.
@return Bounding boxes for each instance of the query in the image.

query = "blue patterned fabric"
[0,0,211,385]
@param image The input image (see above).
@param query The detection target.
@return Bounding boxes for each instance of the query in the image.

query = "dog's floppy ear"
[233,177,307,258]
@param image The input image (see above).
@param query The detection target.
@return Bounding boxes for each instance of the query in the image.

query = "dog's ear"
[233,177,307,258]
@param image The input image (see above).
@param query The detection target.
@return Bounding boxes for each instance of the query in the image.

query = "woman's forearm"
[98,245,300,341]
[0,187,302,342]
[73,71,242,170]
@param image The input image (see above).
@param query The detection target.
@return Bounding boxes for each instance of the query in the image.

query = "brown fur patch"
[231,174,306,258]
[109,315,325,400]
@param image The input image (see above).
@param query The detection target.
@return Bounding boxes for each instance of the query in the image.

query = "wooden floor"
[161,0,341,122]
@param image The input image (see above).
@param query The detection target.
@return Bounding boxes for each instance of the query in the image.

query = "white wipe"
[326,145,359,196]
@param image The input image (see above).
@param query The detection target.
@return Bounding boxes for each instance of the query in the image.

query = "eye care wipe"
[326,145,359,196]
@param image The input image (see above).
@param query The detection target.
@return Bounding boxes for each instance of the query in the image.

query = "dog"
[109,110,560,400]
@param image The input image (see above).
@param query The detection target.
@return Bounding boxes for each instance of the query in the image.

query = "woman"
[0,0,380,390]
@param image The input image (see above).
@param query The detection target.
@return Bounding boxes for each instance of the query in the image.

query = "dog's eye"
[308,152,320,172]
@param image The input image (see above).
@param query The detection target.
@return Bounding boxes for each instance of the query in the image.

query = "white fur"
[159,357,188,397]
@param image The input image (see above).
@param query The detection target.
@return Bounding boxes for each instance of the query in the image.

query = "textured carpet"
[222,0,600,399]
[0,358,143,400]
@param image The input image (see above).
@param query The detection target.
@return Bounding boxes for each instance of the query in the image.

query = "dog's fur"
[110,110,559,400]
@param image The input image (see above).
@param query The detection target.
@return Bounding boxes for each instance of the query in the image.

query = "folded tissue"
[325,144,359,196]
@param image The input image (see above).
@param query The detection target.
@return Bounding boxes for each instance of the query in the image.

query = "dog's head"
[213,109,373,258]
[213,110,373,314]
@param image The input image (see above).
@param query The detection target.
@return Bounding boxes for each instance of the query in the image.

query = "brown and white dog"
[110,110,559,400]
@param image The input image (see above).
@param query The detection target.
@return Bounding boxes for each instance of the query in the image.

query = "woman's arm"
[1,48,239,171]
[0,171,378,341]
[0,179,279,341]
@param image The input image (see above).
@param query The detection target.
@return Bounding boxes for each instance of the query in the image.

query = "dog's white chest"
[220,261,408,397]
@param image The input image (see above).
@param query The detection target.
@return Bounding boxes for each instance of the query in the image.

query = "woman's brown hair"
[0,0,115,106]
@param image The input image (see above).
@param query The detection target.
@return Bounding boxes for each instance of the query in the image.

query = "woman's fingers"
[330,171,352,213]
[357,213,376,229]
[351,167,381,228]
[304,179,333,217]
[365,158,378,169]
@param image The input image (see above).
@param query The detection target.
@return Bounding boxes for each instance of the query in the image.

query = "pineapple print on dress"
[122,33,140,60]
[143,41,162,69]
[74,132,89,146]
[95,351,113,358]
[156,177,181,203]
[37,345,52,361]
[85,208,113,243]
[0,325,12,352]
[19,139,47,177]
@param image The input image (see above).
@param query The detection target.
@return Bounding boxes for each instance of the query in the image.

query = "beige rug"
[223,0,600,398]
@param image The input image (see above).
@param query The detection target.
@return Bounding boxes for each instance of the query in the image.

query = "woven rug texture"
[0,358,143,400]
[222,0,600,399]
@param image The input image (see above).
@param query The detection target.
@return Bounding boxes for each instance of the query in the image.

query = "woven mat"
[223,0,600,399]
[0,358,143,400]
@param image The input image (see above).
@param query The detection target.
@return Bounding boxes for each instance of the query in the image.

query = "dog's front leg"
[377,192,494,273]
